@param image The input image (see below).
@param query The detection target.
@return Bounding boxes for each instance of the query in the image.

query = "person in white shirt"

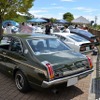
[53,25,60,33]
[63,25,70,33]
[31,23,36,33]
[5,23,13,34]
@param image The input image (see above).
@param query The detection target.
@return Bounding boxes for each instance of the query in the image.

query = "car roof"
[3,33,57,39]
[53,32,78,37]
[52,32,90,42]
[70,28,95,38]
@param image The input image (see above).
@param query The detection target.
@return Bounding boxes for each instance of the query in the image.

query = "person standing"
[45,22,52,35]
[31,23,36,33]
[5,23,13,34]
[52,25,60,33]
[62,25,70,33]
[20,22,32,34]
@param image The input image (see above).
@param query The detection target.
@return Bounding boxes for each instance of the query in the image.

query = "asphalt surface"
[90,53,100,100]
[0,53,99,100]
[96,53,100,99]
[88,46,100,100]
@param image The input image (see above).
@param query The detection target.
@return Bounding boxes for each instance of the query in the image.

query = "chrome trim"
[0,53,47,76]
[41,68,94,88]
[81,50,92,54]
[63,67,85,76]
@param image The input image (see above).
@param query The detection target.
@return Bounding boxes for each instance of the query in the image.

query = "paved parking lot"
[0,53,99,100]
[0,72,91,100]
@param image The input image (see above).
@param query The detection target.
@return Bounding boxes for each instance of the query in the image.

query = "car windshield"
[78,30,94,37]
[27,38,71,55]
[68,34,88,42]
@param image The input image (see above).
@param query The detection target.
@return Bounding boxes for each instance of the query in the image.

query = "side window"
[0,36,11,50]
[55,35,61,39]
[0,37,11,44]
[10,38,22,53]
[28,39,46,52]
[49,39,59,49]
[60,36,66,41]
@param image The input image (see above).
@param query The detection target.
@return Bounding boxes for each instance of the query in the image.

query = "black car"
[0,34,93,93]
[70,28,100,46]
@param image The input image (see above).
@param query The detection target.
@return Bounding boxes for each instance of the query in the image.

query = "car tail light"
[80,46,86,51]
[45,63,54,80]
[90,39,94,43]
[86,56,93,69]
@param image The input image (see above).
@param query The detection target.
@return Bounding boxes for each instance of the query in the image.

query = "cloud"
[44,12,64,19]
[36,13,62,19]
[41,6,65,10]
[53,6,65,9]
[51,3,57,6]
[29,10,48,15]
[74,7,98,13]
[29,11,63,19]
[61,0,75,2]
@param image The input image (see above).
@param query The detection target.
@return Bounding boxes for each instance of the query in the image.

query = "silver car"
[52,32,94,54]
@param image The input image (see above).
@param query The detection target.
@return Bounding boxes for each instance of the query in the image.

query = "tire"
[15,71,29,93]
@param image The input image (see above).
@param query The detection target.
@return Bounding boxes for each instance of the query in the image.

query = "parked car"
[0,34,93,93]
[70,28,100,46]
[51,32,94,54]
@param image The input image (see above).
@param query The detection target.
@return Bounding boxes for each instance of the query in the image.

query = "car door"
[1,36,26,75]
[0,36,10,72]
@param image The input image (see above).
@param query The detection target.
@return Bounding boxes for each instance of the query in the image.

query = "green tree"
[50,18,57,23]
[63,12,74,22]
[13,15,28,23]
[0,0,34,36]
[12,13,34,23]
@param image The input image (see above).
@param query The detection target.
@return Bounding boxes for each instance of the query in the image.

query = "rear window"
[68,34,88,42]
[78,30,94,37]
[27,38,71,55]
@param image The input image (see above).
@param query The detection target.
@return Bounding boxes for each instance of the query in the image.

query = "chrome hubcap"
[15,74,24,90]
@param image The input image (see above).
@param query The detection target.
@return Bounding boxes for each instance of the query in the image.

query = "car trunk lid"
[36,50,90,78]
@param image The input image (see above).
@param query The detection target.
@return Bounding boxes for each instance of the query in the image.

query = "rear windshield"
[27,38,71,55]
[71,29,94,37]
[68,34,88,42]
[78,30,94,37]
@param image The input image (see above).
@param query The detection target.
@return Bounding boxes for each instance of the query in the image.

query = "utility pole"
[95,16,97,25]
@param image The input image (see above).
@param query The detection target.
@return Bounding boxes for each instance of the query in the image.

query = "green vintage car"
[0,34,93,92]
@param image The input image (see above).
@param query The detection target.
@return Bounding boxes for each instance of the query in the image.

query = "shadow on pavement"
[0,71,84,100]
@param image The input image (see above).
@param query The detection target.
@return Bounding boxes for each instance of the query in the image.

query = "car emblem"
[72,63,75,67]
[70,63,76,70]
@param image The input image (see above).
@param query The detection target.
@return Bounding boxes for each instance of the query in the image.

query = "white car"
[51,32,94,54]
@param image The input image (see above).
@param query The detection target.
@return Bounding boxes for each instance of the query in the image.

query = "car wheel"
[15,71,29,93]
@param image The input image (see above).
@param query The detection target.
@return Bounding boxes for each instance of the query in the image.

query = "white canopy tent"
[72,16,90,24]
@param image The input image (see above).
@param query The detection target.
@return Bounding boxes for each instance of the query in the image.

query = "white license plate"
[94,39,97,42]
[67,77,78,87]
[86,47,90,51]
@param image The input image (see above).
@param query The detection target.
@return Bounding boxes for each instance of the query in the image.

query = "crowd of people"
[2,22,73,35]
[3,21,90,35]
[2,22,98,55]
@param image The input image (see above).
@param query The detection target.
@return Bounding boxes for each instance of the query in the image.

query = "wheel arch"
[13,68,26,79]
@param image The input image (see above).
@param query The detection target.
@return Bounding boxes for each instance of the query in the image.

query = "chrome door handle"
[3,52,6,55]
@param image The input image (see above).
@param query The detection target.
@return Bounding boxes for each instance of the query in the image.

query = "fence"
[89,28,100,38]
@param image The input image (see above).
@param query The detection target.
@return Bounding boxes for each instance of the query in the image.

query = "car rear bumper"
[41,69,94,88]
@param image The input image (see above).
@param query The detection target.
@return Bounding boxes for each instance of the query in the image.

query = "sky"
[29,0,100,24]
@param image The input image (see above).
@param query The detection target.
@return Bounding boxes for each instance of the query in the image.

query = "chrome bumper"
[41,69,94,88]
